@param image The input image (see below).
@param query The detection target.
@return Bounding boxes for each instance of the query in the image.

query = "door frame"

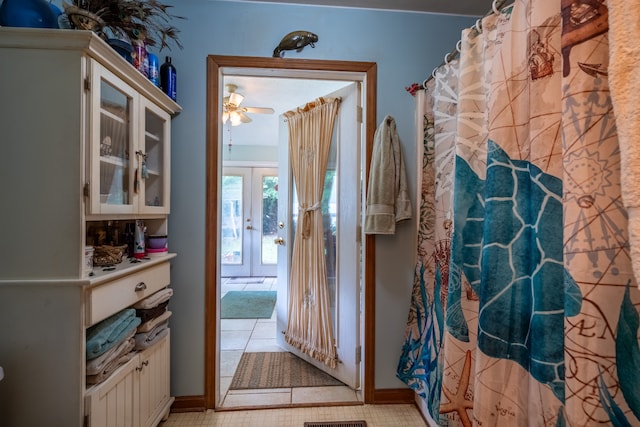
[205,55,377,408]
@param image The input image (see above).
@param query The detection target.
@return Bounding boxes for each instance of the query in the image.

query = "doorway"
[221,167,278,278]
[205,55,378,409]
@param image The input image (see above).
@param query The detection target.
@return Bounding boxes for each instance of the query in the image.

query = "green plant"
[70,0,184,50]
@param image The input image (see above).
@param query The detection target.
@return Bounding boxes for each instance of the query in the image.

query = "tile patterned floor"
[160,278,427,426]
[218,277,360,408]
[161,404,427,426]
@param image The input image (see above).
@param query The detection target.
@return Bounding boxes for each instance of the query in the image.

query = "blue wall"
[161,0,476,397]
[45,0,474,397]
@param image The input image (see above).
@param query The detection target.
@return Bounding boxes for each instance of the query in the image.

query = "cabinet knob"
[135,282,147,291]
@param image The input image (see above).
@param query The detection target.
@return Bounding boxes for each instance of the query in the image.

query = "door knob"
[246,225,254,230]
[274,237,285,245]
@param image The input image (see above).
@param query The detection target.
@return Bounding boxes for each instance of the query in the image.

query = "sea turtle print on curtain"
[398,0,640,425]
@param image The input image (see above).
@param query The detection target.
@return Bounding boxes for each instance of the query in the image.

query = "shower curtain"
[397,0,640,425]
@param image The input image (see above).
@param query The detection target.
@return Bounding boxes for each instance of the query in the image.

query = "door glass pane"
[143,108,165,207]
[222,175,243,265]
[261,175,278,265]
[323,138,338,332]
[99,79,131,206]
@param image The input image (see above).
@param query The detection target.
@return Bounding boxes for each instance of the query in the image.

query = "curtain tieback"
[299,202,320,238]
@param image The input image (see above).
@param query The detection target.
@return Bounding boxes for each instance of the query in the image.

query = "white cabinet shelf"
[0,27,180,427]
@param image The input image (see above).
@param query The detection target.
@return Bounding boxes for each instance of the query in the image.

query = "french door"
[275,82,362,388]
[221,167,278,277]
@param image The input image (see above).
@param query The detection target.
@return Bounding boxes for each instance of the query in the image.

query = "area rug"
[229,351,345,389]
[221,291,276,319]
[226,277,265,284]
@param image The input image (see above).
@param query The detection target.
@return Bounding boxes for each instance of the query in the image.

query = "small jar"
[83,246,94,277]
[132,39,148,77]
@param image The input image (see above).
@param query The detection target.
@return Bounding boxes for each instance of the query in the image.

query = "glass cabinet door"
[89,64,136,215]
[138,99,170,214]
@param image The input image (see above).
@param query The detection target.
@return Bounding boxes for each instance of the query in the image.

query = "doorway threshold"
[220,385,363,408]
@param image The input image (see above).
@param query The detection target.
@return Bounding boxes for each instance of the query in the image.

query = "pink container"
[146,235,168,250]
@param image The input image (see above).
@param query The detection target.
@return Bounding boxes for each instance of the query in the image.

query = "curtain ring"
[432,68,438,79]
[444,52,451,64]
[475,18,482,33]
[492,0,500,15]
[422,77,429,88]
[456,40,462,53]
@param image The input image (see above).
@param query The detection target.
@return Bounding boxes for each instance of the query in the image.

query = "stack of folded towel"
[86,308,141,385]
[133,288,173,351]
[85,288,173,385]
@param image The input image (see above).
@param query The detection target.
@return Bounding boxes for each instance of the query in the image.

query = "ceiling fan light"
[222,111,229,124]
[229,112,242,126]
[228,92,244,107]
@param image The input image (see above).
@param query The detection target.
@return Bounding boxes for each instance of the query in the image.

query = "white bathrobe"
[608,0,640,287]
[364,115,412,234]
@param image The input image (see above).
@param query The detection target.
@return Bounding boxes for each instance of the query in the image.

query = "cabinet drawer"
[87,262,170,326]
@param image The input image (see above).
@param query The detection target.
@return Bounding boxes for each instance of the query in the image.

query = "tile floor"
[161,404,427,426]
[160,277,427,426]
[218,277,361,408]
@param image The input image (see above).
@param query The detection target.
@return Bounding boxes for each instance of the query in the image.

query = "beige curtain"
[284,96,340,368]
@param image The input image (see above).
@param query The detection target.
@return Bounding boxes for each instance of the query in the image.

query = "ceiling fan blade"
[239,112,252,123]
[242,107,275,114]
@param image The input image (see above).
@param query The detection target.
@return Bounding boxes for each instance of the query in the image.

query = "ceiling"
[218,0,493,16]
[220,0,491,150]
[221,76,352,149]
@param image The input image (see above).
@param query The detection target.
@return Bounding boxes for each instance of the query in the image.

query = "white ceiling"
[220,0,491,149]
[222,75,351,148]
[217,0,492,16]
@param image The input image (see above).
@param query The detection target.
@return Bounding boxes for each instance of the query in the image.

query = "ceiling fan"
[222,83,274,126]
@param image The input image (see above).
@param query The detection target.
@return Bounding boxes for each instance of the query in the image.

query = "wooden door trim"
[205,55,377,408]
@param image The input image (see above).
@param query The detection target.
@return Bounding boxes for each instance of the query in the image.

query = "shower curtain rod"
[422,0,513,86]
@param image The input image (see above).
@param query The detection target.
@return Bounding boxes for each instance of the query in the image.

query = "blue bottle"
[148,52,160,87]
[160,56,177,101]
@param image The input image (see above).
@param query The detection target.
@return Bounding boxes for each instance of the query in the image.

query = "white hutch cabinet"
[0,28,181,427]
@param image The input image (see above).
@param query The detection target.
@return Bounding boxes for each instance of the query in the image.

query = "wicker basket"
[93,245,128,267]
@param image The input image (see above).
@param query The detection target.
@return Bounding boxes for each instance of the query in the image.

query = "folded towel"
[86,348,136,386]
[137,310,172,333]
[134,321,169,351]
[133,288,173,310]
[608,0,640,287]
[86,331,136,375]
[136,301,169,323]
[364,115,412,234]
[86,309,141,360]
